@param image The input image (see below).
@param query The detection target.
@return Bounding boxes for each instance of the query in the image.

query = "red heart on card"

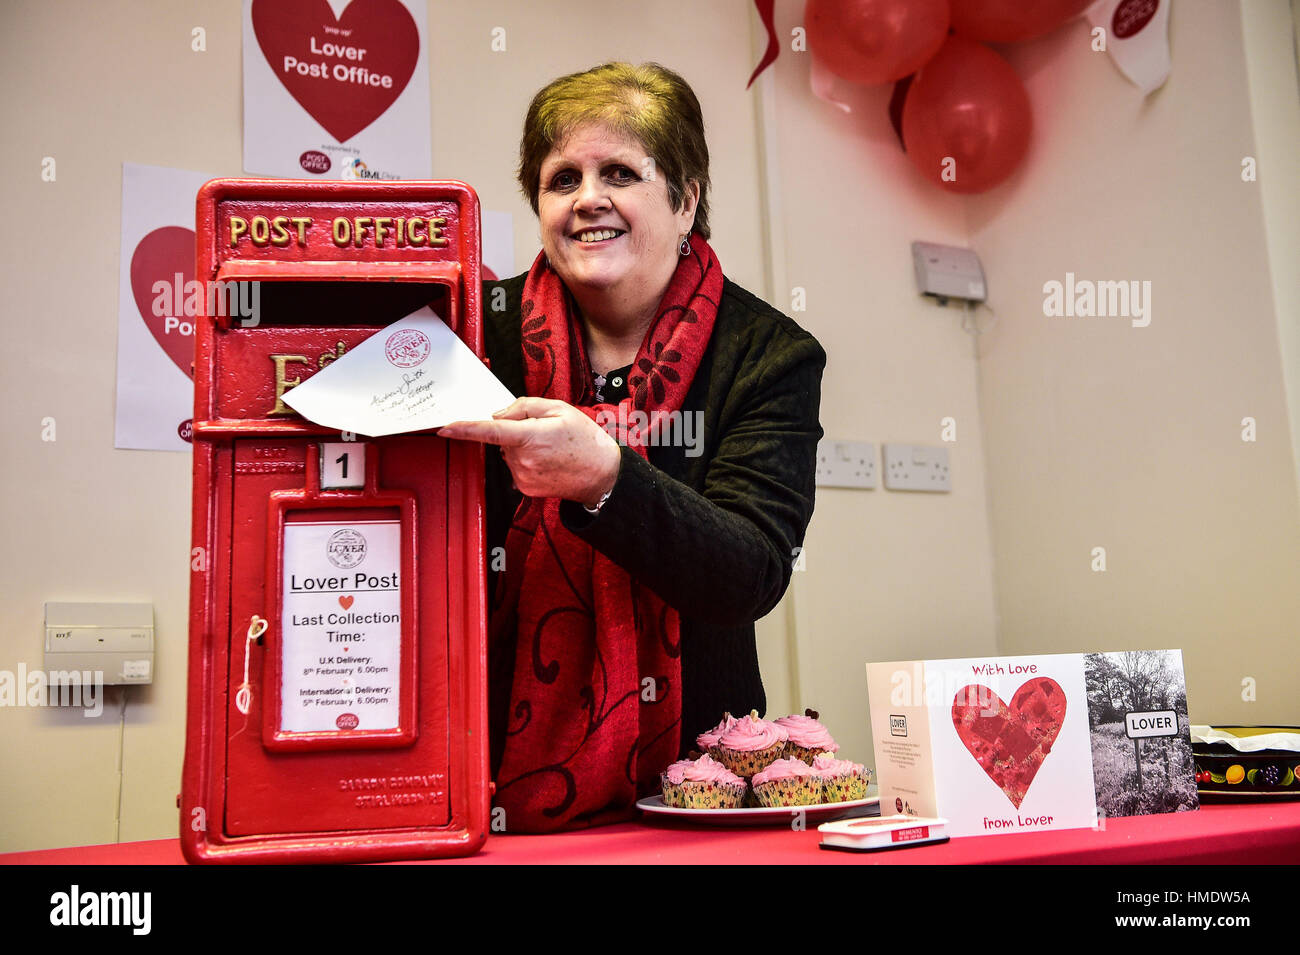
[951,678,1066,809]
[251,0,419,143]
[339,596,354,610]
[130,226,197,379]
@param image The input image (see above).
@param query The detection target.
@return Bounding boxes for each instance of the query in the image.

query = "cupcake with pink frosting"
[811,753,872,802]
[695,712,740,761]
[751,757,824,807]
[716,710,789,779]
[774,709,839,764]
[660,753,747,809]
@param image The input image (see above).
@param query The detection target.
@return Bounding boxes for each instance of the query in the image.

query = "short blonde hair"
[517,62,711,240]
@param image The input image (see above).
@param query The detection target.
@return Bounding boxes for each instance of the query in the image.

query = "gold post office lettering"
[228,214,448,250]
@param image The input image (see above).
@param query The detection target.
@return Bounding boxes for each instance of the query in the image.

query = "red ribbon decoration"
[746,0,779,89]
[887,73,914,149]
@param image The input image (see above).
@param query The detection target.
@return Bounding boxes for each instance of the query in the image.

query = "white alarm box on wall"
[911,241,987,303]
[44,602,154,685]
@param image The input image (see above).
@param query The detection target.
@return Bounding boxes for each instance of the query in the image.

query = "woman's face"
[537,122,697,304]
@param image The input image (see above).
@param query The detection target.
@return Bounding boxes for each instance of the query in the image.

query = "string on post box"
[235,615,268,716]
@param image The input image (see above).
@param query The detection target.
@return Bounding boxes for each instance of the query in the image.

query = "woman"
[437,62,825,832]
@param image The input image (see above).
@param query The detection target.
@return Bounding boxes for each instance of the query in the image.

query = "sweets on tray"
[696,712,741,761]
[716,711,789,779]
[661,709,874,809]
[774,708,839,763]
[812,754,871,802]
[660,754,747,809]
[752,757,824,807]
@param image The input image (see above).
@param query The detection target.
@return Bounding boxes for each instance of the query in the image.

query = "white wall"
[1,0,246,851]
[1242,0,1300,514]
[759,0,999,769]
[969,0,1300,727]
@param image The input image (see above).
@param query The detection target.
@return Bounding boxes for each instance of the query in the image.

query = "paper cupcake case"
[819,769,873,803]
[717,744,785,779]
[659,776,746,810]
[754,774,825,808]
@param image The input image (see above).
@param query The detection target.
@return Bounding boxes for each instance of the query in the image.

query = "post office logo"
[1113,0,1159,39]
[384,328,430,368]
[299,150,331,175]
[326,528,367,569]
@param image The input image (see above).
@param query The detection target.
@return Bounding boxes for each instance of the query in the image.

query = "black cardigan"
[482,272,826,761]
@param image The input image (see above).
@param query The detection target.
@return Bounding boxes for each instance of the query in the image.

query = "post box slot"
[240,279,451,328]
[209,282,456,425]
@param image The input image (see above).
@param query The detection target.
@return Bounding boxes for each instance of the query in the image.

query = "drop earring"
[679,232,691,256]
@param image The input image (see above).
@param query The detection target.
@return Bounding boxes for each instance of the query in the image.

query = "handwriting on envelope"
[282,306,515,437]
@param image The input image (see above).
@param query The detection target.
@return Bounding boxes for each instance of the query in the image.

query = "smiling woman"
[536,124,696,343]
[436,62,826,833]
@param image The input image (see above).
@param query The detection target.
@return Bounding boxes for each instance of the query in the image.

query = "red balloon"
[901,36,1032,194]
[806,0,949,86]
[949,0,1093,44]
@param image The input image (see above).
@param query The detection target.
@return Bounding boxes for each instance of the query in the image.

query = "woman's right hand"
[438,397,622,508]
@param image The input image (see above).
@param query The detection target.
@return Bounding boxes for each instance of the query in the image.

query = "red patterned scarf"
[488,232,722,832]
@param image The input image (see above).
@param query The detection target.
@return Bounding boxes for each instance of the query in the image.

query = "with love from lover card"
[866,649,1196,838]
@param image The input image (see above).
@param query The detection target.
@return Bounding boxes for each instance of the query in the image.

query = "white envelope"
[282,306,515,437]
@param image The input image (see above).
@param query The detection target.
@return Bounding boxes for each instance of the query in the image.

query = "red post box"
[180,180,489,863]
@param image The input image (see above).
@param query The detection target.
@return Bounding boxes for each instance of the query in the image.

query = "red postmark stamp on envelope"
[384,329,430,368]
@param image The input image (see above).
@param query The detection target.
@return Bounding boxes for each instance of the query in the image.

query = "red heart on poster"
[130,226,197,379]
[339,595,354,609]
[251,0,419,143]
[951,677,1066,809]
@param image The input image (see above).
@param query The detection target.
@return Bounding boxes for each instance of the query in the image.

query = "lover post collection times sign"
[279,520,402,733]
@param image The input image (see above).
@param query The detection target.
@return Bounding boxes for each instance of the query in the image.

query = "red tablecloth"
[3,802,1297,864]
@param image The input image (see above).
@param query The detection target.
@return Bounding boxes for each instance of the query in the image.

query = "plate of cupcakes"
[636,709,879,826]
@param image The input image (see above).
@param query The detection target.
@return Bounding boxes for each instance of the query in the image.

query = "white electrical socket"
[882,443,951,492]
[816,439,876,489]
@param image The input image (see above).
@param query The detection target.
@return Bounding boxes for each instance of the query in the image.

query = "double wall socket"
[882,443,951,492]
[815,439,876,489]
